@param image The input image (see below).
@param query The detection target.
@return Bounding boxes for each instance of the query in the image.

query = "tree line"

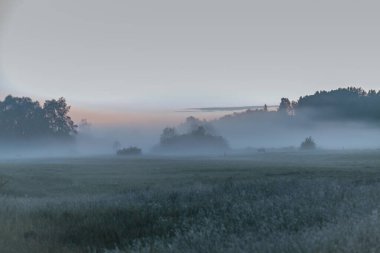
[277,87,380,121]
[0,95,77,140]
[2,87,379,143]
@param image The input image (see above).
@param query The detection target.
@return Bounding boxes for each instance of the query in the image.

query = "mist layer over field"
[213,110,380,149]
[2,114,380,159]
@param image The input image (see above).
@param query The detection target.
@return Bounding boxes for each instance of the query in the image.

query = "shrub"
[117,147,142,156]
[300,136,316,150]
[157,126,229,154]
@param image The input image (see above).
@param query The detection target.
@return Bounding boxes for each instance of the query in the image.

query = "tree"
[160,127,177,144]
[300,136,316,150]
[0,95,77,140]
[368,89,377,96]
[156,125,229,154]
[0,95,48,138]
[184,116,200,131]
[278,98,291,114]
[43,98,77,138]
[191,126,206,136]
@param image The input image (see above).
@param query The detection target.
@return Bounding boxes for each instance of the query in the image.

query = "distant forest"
[0,95,77,140]
[206,87,380,149]
[216,87,380,123]
[281,87,380,121]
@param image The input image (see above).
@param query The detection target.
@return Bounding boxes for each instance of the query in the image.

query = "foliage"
[221,87,380,123]
[158,125,229,153]
[43,98,77,137]
[117,146,142,156]
[160,127,178,145]
[179,116,216,135]
[300,136,316,150]
[295,87,380,120]
[278,98,291,113]
[0,95,77,139]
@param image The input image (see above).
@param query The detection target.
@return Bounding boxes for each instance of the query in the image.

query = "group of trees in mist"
[156,117,229,153]
[0,95,77,140]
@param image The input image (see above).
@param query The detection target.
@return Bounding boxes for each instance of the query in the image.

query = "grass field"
[1,151,380,252]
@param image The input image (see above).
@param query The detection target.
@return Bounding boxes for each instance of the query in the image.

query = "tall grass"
[1,177,380,252]
[1,153,380,252]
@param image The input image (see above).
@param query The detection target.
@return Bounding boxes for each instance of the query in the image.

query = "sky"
[1,0,380,124]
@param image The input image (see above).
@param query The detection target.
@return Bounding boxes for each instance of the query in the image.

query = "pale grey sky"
[1,0,380,111]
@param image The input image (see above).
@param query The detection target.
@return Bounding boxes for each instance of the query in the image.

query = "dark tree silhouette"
[300,136,316,150]
[0,95,48,138]
[278,98,291,114]
[0,95,77,140]
[295,87,380,120]
[43,98,77,137]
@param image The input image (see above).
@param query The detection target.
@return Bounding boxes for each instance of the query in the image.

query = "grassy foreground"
[1,151,380,252]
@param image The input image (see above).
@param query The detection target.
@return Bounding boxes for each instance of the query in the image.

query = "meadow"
[1,151,380,252]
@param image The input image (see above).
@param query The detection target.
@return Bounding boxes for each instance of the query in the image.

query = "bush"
[117,147,142,156]
[157,126,229,154]
[300,136,316,150]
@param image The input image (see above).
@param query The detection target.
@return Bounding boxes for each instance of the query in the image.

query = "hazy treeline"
[219,87,380,122]
[281,87,380,121]
[2,87,380,155]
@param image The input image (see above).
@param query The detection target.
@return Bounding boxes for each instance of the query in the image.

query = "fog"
[216,119,380,150]
[49,111,380,157]
[75,124,163,155]
[2,106,380,159]
[212,108,380,150]
[0,105,380,160]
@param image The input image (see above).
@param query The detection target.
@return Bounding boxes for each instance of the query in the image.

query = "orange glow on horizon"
[69,106,233,126]
[69,107,185,126]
